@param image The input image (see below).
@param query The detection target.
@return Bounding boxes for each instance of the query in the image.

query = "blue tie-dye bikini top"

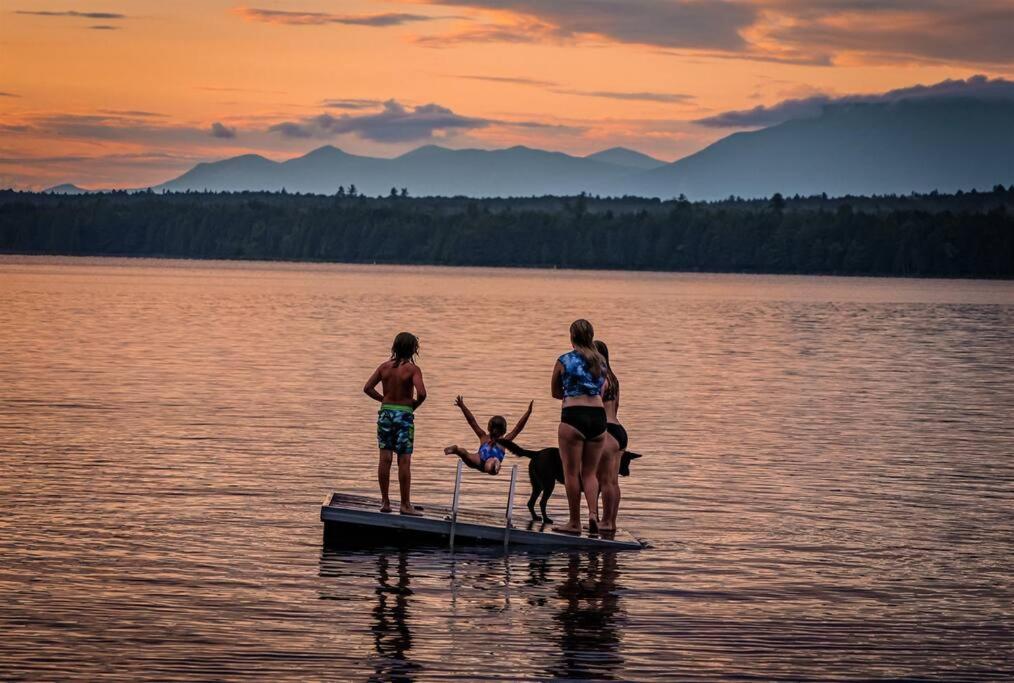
[558,350,605,398]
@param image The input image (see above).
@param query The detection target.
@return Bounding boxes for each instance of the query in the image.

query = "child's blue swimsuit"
[478,441,505,463]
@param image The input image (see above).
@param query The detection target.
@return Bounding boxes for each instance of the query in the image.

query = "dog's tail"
[498,439,540,459]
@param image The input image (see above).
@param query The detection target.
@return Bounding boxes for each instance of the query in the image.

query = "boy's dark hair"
[391,332,419,366]
[488,416,507,439]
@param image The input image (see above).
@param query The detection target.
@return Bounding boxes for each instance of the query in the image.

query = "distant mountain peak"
[585,147,666,170]
[44,183,90,194]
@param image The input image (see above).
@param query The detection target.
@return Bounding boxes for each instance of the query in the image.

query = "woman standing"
[595,340,626,533]
[551,319,608,534]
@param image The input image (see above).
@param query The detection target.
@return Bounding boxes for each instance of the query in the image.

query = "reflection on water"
[551,552,625,681]
[319,549,627,682]
[2,256,1013,680]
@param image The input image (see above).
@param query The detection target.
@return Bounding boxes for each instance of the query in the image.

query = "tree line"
[1,188,1011,278]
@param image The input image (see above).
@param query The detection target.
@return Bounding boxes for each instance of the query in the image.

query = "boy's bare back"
[376,360,422,407]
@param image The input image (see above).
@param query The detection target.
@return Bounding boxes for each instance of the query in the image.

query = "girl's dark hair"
[595,339,618,401]
[570,319,605,378]
[390,332,419,366]
[488,416,507,439]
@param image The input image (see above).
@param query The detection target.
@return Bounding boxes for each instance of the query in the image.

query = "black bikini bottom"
[606,422,628,451]
[560,406,607,440]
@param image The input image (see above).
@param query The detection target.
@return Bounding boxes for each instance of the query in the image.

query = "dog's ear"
[626,451,643,460]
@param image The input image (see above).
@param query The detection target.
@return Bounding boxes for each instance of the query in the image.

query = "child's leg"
[378,449,394,511]
[396,453,422,515]
[445,445,483,470]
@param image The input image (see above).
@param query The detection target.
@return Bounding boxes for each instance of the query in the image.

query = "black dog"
[499,439,642,523]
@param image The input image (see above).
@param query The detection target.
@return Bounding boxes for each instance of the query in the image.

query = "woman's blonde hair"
[570,319,604,378]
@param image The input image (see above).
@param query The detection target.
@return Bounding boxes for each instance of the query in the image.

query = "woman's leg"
[581,433,605,529]
[556,422,585,534]
[597,435,621,531]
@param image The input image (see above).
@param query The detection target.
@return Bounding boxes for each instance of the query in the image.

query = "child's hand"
[455,395,465,409]
[527,400,534,413]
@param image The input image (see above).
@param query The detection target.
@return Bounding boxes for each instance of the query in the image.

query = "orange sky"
[1,0,1012,189]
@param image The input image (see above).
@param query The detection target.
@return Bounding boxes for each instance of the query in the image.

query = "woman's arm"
[504,400,534,441]
[551,360,564,400]
[363,365,384,402]
[455,395,486,439]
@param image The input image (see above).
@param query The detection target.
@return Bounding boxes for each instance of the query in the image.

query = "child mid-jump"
[445,396,533,475]
[363,332,427,515]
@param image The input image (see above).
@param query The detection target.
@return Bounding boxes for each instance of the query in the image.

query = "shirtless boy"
[363,332,427,515]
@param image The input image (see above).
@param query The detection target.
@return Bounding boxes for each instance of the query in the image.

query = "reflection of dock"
[321,492,644,551]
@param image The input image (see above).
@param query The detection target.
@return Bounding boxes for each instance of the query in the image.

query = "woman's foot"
[553,521,582,535]
[598,522,616,533]
[588,516,600,534]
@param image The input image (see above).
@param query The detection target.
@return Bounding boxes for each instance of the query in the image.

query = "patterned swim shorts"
[377,404,415,455]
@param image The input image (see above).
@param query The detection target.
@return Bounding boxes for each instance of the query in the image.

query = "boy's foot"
[553,522,582,535]
[400,504,424,516]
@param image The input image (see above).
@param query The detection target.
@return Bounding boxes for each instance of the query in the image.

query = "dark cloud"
[322,98,385,110]
[235,8,437,27]
[405,0,1014,67]
[268,100,490,142]
[16,10,125,19]
[88,25,119,30]
[765,2,1014,65]
[0,91,20,97]
[410,0,756,50]
[695,74,1014,128]
[210,122,237,138]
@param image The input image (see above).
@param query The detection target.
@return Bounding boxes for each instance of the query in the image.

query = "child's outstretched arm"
[454,395,486,439]
[504,400,534,441]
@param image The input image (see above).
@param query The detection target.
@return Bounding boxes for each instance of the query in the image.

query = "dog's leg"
[540,477,556,523]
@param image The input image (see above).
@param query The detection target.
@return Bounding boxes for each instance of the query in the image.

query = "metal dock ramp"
[321,462,644,551]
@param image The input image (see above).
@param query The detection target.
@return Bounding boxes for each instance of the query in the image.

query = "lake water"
[1,256,1012,681]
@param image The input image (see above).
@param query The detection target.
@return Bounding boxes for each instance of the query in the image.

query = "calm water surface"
[1,256,1012,681]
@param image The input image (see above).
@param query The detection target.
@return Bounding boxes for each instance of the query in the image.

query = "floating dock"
[321,492,643,550]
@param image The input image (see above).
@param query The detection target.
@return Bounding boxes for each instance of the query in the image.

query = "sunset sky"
[2,0,1012,189]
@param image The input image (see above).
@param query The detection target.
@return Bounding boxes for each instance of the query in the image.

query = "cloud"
[268,100,490,142]
[454,74,558,87]
[408,0,756,50]
[16,10,125,19]
[234,8,438,27]
[88,25,119,30]
[555,89,694,103]
[762,1,1014,66]
[695,74,1014,128]
[210,122,237,138]
[453,74,694,103]
[322,98,385,110]
[402,0,1014,67]
[0,91,20,97]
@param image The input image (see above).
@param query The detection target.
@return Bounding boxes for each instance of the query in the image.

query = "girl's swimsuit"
[478,440,505,463]
[558,351,605,397]
[602,368,628,450]
[558,350,607,439]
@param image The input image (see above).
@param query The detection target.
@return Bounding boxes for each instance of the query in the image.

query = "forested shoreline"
[1,188,1012,278]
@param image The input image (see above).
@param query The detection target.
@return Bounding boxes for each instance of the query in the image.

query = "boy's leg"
[397,453,422,515]
[378,449,394,512]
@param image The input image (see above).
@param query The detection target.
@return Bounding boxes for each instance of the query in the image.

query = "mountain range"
[47,96,1014,199]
